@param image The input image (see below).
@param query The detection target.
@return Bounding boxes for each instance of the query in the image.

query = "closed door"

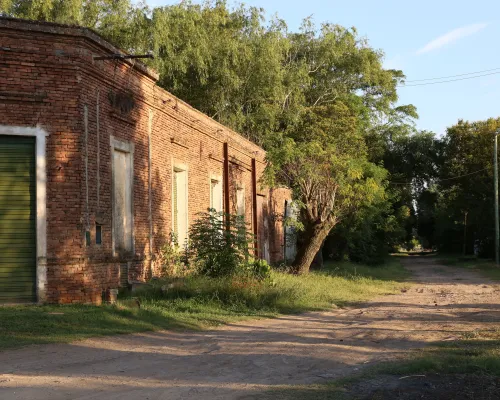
[173,168,188,247]
[113,149,133,254]
[256,195,270,262]
[0,136,36,303]
[285,201,298,263]
[210,178,222,213]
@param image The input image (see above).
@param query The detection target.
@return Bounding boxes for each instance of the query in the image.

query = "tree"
[435,118,500,256]
[149,1,294,145]
[266,104,387,273]
[1,0,151,52]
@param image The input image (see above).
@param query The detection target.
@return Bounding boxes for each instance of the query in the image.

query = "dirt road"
[1,257,499,399]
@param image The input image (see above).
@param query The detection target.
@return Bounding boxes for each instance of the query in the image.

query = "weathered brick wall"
[0,18,292,304]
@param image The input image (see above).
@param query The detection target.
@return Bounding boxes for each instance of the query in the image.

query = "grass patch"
[375,328,500,377]
[261,329,500,399]
[0,258,409,350]
[437,254,500,280]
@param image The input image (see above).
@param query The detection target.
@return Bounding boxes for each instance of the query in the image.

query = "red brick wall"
[0,18,292,304]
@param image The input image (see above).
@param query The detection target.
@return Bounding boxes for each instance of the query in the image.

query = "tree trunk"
[292,222,333,274]
[311,242,324,270]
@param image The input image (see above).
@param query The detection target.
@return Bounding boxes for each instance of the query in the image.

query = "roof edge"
[0,16,159,81]
[0,16,267,156]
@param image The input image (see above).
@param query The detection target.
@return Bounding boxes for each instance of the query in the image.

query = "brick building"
[0,18,294,304]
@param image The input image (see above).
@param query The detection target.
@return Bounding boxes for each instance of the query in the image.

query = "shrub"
[154,232,185,277]
[188,209,254,277]
[246,259,272,280]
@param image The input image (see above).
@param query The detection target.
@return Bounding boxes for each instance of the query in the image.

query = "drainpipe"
[252,158,259,259]
[223,142,230,231]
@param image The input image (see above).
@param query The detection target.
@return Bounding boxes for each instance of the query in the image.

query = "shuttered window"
[173,168,188,247]
[0,136,36,303]
[173,171,178,239]
[210,177,222,213]
[236,186,245,216]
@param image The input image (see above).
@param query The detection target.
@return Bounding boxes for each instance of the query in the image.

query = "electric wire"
[404,67,500,83]
[398,71,500,87]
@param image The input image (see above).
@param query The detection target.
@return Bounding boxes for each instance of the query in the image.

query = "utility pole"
[463,211,468,256]
[495,131,500,265]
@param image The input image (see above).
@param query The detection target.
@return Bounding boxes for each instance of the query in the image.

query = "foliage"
[266,104,389,272]
[153,232,186,277]
[435,118,500,256]
[188,209,254,277]
[246,259,272,280]
[1,0,151,51]
[326,195,408,264]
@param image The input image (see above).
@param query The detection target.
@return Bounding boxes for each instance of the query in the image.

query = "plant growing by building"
[188,209,254,277]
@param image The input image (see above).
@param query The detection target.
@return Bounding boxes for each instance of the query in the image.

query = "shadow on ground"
[0,256,499,400]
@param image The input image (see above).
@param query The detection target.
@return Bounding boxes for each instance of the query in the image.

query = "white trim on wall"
[0,125,48,303]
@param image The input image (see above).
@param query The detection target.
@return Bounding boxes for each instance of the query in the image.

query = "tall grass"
[130,258,410,318]
[0,259,410,350]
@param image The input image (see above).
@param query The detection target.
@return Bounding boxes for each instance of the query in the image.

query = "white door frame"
[0,125,48,303]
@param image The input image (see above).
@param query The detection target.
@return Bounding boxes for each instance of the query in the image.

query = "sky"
[147,0,500,136]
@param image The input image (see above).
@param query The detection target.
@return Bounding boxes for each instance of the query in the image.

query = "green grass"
[260,328,500,400]
[0,258,410,350]
[437,254,500,280]
[374,328,500,377]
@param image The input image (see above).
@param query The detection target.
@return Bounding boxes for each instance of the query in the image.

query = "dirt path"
[1,257,499,400]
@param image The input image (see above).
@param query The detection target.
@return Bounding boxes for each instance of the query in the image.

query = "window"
[173,166,188,247]
[210,176,223,213]
[236,185,245,216]
[96,225,102,245]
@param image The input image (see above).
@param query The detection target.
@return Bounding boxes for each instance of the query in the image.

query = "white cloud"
[416,23,488,55]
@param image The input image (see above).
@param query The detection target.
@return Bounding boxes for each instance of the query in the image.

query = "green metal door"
[0,136,36,303]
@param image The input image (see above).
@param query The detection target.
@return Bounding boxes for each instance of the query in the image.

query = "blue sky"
[148,0,500,136]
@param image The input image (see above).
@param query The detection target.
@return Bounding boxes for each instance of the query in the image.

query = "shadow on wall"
[46,53,155,303]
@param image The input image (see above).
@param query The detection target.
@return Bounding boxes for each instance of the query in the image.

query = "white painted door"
[257,195,270,263]
[113,149,133,253]
[174,169,188,247]
[285,201,297,263]
[236,187,245,216]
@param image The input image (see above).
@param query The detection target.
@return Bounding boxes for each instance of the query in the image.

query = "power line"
[398,71,500,87]
[405,67,500,83]
[389,168,489,185]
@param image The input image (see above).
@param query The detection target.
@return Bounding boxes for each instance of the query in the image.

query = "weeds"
[0,258,409,350]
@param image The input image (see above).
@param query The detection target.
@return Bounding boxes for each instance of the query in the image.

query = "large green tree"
[266,103,388,273]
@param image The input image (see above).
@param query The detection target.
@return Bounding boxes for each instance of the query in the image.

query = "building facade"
[0,18,293,304]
